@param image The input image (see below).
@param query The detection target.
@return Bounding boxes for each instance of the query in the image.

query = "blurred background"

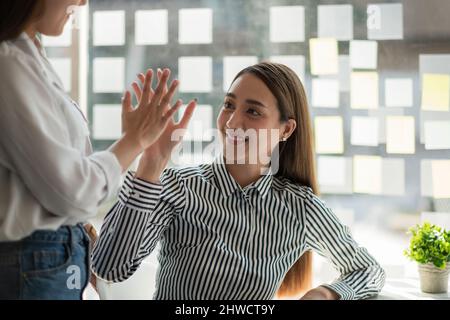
[41,0,450,299]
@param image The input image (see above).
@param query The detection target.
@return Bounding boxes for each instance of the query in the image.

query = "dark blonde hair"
[232,61,318,298]
[0,0,45,42]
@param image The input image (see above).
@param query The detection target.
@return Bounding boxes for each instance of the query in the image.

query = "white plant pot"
[418,263,450,294]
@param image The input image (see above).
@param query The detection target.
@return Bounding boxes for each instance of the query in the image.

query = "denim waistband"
[22,224,88,243]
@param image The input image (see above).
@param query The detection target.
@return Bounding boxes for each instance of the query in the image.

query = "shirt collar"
[210,155,273,198]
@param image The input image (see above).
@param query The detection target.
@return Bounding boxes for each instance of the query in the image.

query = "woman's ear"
[282,119,297,140]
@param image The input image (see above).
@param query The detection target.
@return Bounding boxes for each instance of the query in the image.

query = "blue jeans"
[0,224,90,300]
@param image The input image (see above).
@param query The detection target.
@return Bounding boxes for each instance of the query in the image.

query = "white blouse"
[0,32,122,241]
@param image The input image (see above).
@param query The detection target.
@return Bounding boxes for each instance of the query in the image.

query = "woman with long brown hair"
[92,61,386,300]
[0,0,194,299]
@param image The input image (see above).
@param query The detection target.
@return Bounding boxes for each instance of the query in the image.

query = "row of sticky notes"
[314,116,417,154]
[318,155,405,196]
[43,4,403,47]
[90,55,305,94]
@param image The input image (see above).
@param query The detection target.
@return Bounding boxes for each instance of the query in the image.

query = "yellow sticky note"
[314,116,344,154]
[353,155,382,195]
[421,73,450,111]
[351,72,379,109]
[309,38,338,75]
[386,116,415,154]
[431,160,450,198]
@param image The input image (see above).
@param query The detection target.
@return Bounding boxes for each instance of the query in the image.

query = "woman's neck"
[225,162,264,189]
[25,25,37,40]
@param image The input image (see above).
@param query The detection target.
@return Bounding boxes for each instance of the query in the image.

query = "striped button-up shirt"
[92,157,385,300]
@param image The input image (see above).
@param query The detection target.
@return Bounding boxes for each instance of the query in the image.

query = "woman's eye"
[247,108,260,116]
[223,102,234,109]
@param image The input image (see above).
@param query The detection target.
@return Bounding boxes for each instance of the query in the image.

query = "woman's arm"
[91,169,186,282]
[302,189,386,300]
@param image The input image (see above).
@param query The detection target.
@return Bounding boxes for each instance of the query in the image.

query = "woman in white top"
[0,0,195,299]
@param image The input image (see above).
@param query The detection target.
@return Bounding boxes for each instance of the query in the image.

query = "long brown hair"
[0,0,45,42]
[232,61,319,298]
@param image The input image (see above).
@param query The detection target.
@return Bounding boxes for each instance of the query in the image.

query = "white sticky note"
[318,5,353,41]
[314,116,344,154]
[367,3,404,40]
[179,8,213,44]
[93,105,122,140]
[386,116,415,154]
[93,11,125,46]
[351,116,379,146]
[178,56,213,93]
[382,158,405,196]
[318,156,346,187]
[270,55,305,82]
[368,107,404,143]
[421,73,450,111]
[312,79,339,108]
[350,40,378,69]
[385,78,413,107]
[351,72,379,109]
[178,105,213,141]
[42,22,72,47]
[420,111,450,144]
[309,38,339,75]
[353,155,382,195]
[48,58,71,92]
[135,10,168,45]
[431,160,450,199]
[223,56,258,92]
[93,58,125,93]
[424,121,450,150]
[420,54,450,76]
[270,6,305,43]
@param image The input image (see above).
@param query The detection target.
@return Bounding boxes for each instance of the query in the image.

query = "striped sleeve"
[91,169,185,282]
[302,188,386,300]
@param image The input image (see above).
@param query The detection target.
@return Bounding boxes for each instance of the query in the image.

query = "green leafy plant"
[404,222,450,269]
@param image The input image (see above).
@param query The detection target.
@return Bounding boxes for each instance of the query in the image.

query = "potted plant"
[404,222,450,293]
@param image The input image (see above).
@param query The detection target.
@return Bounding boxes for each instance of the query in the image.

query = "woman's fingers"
[162,99,183,124]
[176,99,197,129]
[132,81,142,102]
[140,69,154,104]
[158,79,180,111]
[121,90,133,113]
[150,69,171,108]
[157,68,169,95]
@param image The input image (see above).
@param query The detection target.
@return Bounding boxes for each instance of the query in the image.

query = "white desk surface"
[371,277,450,300]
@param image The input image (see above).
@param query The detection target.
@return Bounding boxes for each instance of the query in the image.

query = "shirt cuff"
[118,171,163,211]
[321,281,356,300]
[89,150,122,200]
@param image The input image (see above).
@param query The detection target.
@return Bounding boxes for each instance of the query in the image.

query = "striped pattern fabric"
[91,156,385,300]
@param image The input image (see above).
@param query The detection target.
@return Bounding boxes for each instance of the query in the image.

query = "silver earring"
[282,137,287,141]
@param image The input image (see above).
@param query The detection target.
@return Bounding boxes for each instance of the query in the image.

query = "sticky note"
[421,74,450,111]
[318,5,353,41]
[419,54,450,75]
[351,116,379,146]
[353,155,382,195]
[48,58,71,92]
[309,38,339,75]
[351,72,379,109]
[178,56,213,93]
[93,58,125,93]
[135,10,168,45]
[424,121,450,150]
[421,160,433,197]
[312,79,339,108]
[93,105,122,140]
[270,6,305,43]
[179,8,213,44]
[350,40,378,69]
[93,11,125,46]
[223,56,258,92]
[386,116,415,154]
[314,116,344,154]
[382,158,405,196]
[385,78,413,107]
[367,3,403,40]
[431,160,450,198]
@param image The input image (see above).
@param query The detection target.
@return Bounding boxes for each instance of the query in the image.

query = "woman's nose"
[79,0,88,6]
[225,111,243,130]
